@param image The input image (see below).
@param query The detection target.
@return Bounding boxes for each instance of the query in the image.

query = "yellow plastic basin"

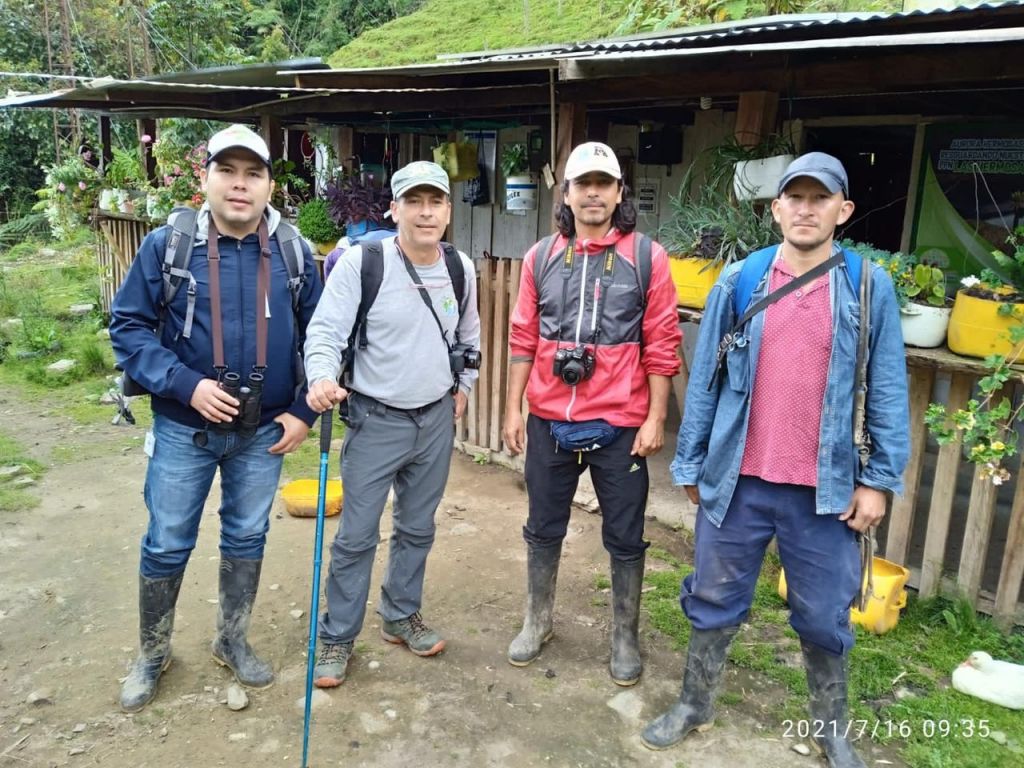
[281,478,342,518]
[778,556,910,635]
[669,257,722,309]
[947,289,1024,358]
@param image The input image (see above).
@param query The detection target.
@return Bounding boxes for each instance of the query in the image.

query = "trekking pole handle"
[320,408,333,452]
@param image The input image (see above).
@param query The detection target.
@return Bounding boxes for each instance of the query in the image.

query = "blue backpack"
[733,245,863,316]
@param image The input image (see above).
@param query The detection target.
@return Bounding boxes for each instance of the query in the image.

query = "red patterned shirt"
[740,257,833,486]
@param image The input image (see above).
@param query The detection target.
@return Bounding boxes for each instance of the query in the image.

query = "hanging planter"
[900,303,952,348]
[733,154,795,201]
[948,288,1024,358]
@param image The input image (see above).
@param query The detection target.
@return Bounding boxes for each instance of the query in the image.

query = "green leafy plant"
[34,153,101,240]
[500,142,529,177]
[296,199,342,244]
[272,158,312,213]
[104,148,145,189]
[905,263,948,307]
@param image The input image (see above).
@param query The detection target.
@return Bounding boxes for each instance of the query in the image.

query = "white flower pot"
[733,154,796,201]
[98,188,116,211]
[900,302,952,348]
[506,174,538,211]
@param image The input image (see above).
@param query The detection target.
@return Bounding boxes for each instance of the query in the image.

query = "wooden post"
[994,451,1024,627]
[138,118,157,183]
[99,116,113,175]
[335,126,355,173]
[884,367,934,564]
[734,91,779,146]
[259,115,283,167]
[919,372,972,598]
[553,102,586,230]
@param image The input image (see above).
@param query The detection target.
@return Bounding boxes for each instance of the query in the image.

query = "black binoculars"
[213,371,264,438]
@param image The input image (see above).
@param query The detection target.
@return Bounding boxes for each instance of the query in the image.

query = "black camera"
[449,343,482,374]
[553,345,595,386]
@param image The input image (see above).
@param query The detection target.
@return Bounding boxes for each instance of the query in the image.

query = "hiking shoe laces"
[381,612,446,656]
[313,640,353,688]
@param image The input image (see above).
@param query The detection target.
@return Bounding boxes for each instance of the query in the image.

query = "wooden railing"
[95,211,158,312]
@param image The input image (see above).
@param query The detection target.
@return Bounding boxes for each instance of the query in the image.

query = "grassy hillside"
[327,0,624,68]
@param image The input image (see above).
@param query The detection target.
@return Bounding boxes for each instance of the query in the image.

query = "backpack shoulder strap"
[274,219,306,316]
[161,207,199,338]
[734,246,777,316]
[635,233,652,309]
[440,242,466,312]
[842,247,863,294]
[352,239,385,352]
[532,234,558,294]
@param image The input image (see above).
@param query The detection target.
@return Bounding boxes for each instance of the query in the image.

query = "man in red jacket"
[502,142,682,685]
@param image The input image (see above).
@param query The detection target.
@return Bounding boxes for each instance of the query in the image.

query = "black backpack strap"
[274,219,306,317]
[635,233,652,310]
[441,242,466,312]
[355,240,386,352]
[162,207,199,337]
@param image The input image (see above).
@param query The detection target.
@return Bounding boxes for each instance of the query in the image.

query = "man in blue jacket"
[110,124,322,712]
[641,153,909,768]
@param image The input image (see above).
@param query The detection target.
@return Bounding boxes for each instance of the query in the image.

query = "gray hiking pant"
[319,390,455,643]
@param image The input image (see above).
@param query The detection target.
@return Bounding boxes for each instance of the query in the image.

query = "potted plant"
[852,240,952,348]
[35,153,100,239]
[296,198,343,255]
[658,184,778,308]
[104,148,146,214]
[433,140,479,182]
[324,174,392,240]
[501,142,537,211]
[725,134,797,201]
[271,158,311,218]
[947,229,1024,358]
[152,137,205,210]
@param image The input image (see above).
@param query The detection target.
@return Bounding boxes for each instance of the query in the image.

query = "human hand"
[503,409,526,455]
[306,379,348,413]
[630,417,665,457]
[269,412,310,454]
[454,390,468,421]
[190,378,239,423]
[839,486,887,533]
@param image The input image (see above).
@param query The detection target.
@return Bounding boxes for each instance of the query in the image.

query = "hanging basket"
[733,154,796,201]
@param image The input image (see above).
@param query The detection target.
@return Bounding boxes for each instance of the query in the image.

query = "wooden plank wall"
[459,257,522,457]
[886,352,1024,628]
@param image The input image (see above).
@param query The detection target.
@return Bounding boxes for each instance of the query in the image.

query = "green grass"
[328,0,623,68]
[0,429,45,512]
[644,550,1024,767]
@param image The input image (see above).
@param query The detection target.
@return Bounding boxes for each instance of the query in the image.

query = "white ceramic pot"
[900,302,952,348]
[98,188,116,211]
[733,154,796,201]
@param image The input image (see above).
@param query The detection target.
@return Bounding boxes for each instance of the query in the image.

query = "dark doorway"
[803,125,916,252]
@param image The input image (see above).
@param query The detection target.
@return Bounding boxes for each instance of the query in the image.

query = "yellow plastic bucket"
[281,478,343,518]
[947,289,1024,359]
[777,556,910,635]
[669,257,722,309]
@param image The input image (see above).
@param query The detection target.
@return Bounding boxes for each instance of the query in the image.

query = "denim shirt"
[671,253,910,527]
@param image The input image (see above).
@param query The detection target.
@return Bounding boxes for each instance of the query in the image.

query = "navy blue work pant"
[523,414,650,562]
[683,475,861,655]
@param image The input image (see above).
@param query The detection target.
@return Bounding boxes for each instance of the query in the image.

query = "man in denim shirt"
[642,153,909,768]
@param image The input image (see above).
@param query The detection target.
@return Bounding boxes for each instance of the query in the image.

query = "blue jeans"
[139,414,285,578]
[682,475,861,655]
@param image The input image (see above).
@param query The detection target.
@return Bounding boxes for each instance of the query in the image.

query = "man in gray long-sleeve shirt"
[303,160,480,687]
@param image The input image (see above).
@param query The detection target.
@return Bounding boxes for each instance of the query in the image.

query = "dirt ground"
[0,394,907,768]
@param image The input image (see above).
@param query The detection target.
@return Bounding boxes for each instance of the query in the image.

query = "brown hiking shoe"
[313,640,354,688]
[380,612,446,656]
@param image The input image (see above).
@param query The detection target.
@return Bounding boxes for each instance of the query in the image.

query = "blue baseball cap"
[777,152,849,197]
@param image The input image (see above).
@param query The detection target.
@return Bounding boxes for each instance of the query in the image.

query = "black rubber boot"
[120,570,185,713]
[802,640,867,768]
[609,554,645,686]
[507,544,561,666]
[641,625,739,750]
[211,557,274,688]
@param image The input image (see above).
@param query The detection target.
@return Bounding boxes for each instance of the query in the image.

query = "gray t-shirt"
[304,236,480,409]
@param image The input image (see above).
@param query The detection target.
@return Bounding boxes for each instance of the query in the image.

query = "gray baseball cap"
[391,161,450,199]
[777,152,849,197]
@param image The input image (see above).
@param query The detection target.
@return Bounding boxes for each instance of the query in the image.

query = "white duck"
[951,651,1024,710]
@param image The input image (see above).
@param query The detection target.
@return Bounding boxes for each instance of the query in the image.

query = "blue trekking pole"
[301,408,333,768]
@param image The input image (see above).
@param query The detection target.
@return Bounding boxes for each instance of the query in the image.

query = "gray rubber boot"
[609,554,645,686]
[641,625,739,750]
[802,640,867,768]
[211,557,274,688]
[507,544,561,666]
[120,570,185,713]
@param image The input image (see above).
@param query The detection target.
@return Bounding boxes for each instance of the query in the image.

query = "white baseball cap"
[206,124,272,169]
[564,142,622,181]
